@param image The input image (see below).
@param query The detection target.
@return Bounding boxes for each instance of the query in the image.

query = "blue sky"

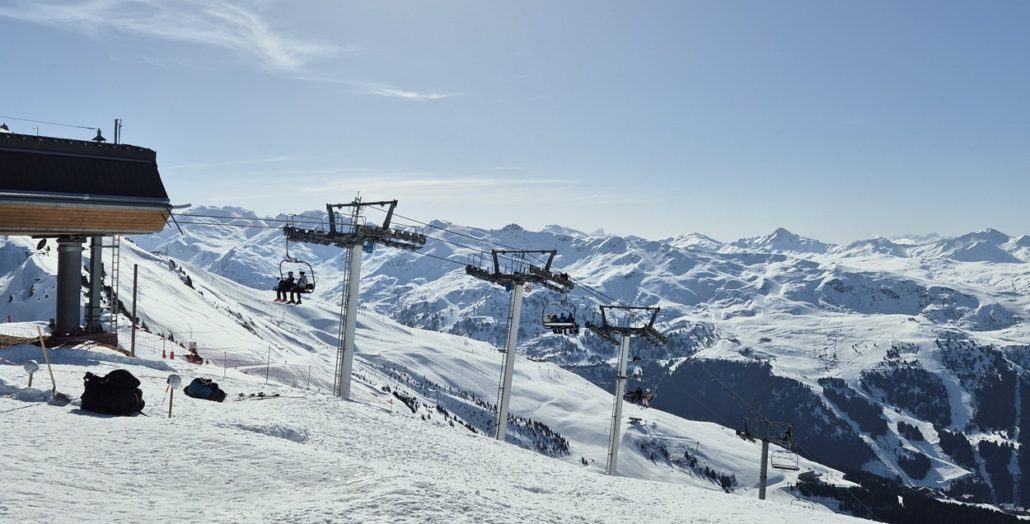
[2,0,1028,242]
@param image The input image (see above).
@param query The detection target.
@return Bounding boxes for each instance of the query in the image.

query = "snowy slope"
[0,235,853,509]
[4,209,1030,514]
[0,329,867,523]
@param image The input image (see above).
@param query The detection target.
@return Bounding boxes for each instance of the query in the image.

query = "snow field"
[0,336,867,523]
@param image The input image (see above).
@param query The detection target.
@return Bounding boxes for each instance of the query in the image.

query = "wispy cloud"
[362,86,455,101]
[163,152,350,170]
[0,0,336,73]
[294,76,459,101]
[304,174,574,194]
[1,1,457,100]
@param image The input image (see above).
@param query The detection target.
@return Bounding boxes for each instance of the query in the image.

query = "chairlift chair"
[542,297,579,335]
[623,387,655,408]
[770,450,800,471]
[278,258,316,294]
[277,237,317,294]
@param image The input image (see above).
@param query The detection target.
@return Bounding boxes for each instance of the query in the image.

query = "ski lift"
[770,449,800,471]
[623,387,654,408]
[277,238,316,294]
[278,258,316,293]
[542,297,579,335]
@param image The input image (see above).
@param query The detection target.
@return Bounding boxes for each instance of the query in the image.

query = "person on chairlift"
[546,313,559,334]
[276,271,295,302]
[558,313,569,334]
[289,271,309,304]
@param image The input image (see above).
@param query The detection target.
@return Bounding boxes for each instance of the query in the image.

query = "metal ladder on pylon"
[102,236,121,337]
[333,205,362,396]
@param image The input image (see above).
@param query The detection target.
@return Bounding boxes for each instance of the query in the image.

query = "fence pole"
[265,347,270,384]
[223,352,227,378]
[130,264,138,357]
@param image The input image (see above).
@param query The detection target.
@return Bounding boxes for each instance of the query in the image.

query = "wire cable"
[0,115,97,130]
[175,208,655,326]
[175,212,325,225]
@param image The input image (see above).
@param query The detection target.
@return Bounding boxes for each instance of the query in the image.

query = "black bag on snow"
[80,369,145,415]
[183,377,227,402]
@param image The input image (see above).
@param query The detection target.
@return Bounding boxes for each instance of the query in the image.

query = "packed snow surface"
[0,324,864,523]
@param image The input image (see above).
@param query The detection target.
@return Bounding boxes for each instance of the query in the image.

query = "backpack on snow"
[183,377,227,402]
[80,369,145,415]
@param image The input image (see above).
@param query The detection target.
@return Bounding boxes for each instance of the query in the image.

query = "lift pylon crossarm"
[585,320,621,346]
[737,417,795,449]
[467,249,574,293]
[283,198,425,253]
[587,305,668,345]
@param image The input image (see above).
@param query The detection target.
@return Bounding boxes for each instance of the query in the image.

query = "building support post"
[85,236,104,331]
[336,243,363,400]
[130,264,138,357]
[55,237,84,334]
[494,282,524,441]
[606,333,632,475]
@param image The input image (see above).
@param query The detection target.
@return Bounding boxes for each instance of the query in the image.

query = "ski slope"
[0,230,862,521]
[0,327,864,523]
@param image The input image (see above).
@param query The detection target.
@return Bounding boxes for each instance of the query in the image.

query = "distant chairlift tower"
[283,196,427,399]
[585,305,667,476]
[465,249,574,442]
[736,417,797,500]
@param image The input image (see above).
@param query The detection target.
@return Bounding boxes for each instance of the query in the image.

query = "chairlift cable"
[174,218,514,269]
[175,212,323,225]
[0,115,97,130]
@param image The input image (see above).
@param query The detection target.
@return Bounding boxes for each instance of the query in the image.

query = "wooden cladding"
[0,202,169,235]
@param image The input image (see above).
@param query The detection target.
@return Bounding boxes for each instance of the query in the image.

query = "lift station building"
[0,130,171,342]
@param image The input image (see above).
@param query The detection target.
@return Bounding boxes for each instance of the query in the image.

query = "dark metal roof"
[0,132,169,203]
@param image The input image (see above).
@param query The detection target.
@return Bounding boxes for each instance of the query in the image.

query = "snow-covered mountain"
[729,227,833,254]
[3,208,1030,520]
[0,235,864,522]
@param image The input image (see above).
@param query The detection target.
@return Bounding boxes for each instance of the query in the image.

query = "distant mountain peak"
[731,227,830,254]
[837,237,908,257]
[955,228,1009,245]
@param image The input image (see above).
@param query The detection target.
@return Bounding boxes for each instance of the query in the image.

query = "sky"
[1,0,1028,243]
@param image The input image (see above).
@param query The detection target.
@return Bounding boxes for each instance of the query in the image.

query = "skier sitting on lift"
[289,271,309,304]
[546,314,560,334]
[624,387,653,408]
[275,271,295,303]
